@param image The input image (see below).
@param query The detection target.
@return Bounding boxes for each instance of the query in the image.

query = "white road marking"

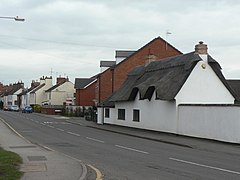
[67,131,81,137]
[43,121,70,125]
[40,123,46,126]
[115,145,149,154]
[170,157,240,175]
[56,128,64,132]
[47,125,55,128]
[54,116,70,119]
[86,137,105,143]
[38,144,54,151]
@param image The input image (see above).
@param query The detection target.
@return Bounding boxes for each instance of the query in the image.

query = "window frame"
[118,109,125,120]
[133,109,140,122]
[105,108,110,118]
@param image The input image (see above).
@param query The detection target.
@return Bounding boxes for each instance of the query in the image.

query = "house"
[98,41,240,144]
[0,83,10,109]
[75,77,97,107]
[18,80,40,108]
[3,82,24,108]
[96,37,182,104]
[44,77,75,106]
[75,52,135,107]
[29,76,52,106]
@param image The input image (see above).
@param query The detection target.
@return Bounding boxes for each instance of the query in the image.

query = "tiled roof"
[30,83,45,93]
[45,81,66,92]
[18,85,40,96]
[227,80,240,103]
[74,78,96,89]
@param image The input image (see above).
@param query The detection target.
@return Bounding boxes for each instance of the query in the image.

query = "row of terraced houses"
[1,37,240,143]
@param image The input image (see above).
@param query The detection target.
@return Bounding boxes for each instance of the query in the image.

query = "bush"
[33,104,42,113]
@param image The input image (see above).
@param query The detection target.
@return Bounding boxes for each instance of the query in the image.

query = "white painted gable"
[175,55,234,105]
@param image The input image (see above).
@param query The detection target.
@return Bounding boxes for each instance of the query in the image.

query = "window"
[118,109,125,120]
[133,109,140,122]
[105,108,110,118]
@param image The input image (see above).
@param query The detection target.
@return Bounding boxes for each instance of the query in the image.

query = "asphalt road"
[1,111,240,180]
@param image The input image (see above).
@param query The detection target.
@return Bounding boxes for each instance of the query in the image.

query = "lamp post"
[0,16,25,21]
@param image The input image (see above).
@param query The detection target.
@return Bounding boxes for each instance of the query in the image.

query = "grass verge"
[0,147,23,180]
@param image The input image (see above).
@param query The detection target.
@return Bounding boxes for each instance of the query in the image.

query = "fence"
[65,106,97,121]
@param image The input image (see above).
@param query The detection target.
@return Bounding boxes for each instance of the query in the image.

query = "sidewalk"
[0,118,87,180]
[67,117,240,156]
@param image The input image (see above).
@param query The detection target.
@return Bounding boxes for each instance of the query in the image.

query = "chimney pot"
[195,41,208,54]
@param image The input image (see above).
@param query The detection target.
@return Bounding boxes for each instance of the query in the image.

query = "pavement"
[0,117,87,180]
[1,114,240,180]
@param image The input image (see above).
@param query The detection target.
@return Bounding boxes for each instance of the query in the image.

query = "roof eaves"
[30,83,45,93]
[46,81,65,92]
[83,79,97,89]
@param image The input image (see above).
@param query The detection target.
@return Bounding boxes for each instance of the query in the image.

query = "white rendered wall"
[13,89,23,106]
[175,61,234,105]
[97,107,104,124]
[36,90,43,105]
[30,79,53,105]
[49,81,75,105]
[178,105,240,143]
[29,93,35,105]
[103,93,177,133]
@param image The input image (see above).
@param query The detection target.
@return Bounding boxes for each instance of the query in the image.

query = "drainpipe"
[34,92,36,105]
[111,68,114,93]
[98,75,101,104]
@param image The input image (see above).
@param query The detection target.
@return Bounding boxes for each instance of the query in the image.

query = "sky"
[1,0,240,87]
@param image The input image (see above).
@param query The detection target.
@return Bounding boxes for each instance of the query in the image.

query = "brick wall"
[76,81,96,106]
[97,37,182,103]
[114,37,182,91]
[97,68,114,103]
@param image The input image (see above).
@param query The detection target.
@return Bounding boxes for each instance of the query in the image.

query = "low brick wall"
[41,105,64,115]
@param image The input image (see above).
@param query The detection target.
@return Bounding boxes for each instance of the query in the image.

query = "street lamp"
[0,16,25,21]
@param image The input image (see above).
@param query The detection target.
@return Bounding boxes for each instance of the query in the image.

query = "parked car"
[9,105,19,112]
[22,106,33,113]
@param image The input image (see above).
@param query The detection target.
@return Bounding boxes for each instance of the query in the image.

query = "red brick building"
[96,37,182,103]
[75,78,97,106]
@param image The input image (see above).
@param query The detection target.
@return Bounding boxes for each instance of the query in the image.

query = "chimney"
[40,76,45,85]
[57,77,67,84]
[31,80,40,88]
[195,41,208,54]
[145,54,157,66]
